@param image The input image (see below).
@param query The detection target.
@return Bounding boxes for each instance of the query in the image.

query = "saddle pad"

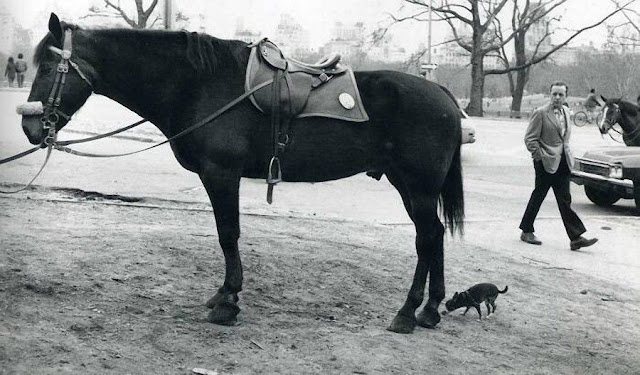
[245,45,369,123]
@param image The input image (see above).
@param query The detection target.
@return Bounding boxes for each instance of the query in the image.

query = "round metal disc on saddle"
[338,93,355,110]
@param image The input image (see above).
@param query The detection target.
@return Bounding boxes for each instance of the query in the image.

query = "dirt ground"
[1,187,640,375]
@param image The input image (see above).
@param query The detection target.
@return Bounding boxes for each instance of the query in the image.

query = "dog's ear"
[452,292,459,298]
[600,95,608,103]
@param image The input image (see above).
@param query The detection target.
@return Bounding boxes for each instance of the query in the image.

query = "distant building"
[233,18,261,44]
[0,6,15,53]
[430,41,503,69]
[273,14,312,55]
[550,44,598,66]
[368,39,409,62]
[322,22,365,60]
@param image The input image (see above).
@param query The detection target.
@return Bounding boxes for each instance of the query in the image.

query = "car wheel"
[584,185,620,206]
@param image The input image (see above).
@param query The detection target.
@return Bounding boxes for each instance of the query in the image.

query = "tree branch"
[485,4,628,75]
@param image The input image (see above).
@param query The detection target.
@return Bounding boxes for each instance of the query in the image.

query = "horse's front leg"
[199,163,243,325]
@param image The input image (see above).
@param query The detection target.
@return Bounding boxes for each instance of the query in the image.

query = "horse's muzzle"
[21,115,45,146]
[598,123,610,135]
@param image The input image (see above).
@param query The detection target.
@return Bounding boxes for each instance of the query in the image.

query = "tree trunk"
[510,33,529,118]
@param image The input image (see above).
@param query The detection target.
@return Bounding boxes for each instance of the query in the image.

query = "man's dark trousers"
[519,153,586,240]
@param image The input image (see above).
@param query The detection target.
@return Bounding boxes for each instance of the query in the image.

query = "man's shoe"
[520,232,542,245]
[570,236,598,251]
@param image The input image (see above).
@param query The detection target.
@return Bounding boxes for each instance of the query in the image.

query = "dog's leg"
[462,307,471,315]
[485,301,491,316]
[474,304,482,319]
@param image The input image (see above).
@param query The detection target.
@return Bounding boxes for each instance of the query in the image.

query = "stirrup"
[267,156,282,185]
[266,156,282,204]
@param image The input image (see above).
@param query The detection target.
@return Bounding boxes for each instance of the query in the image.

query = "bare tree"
[86,0,161,29]
[607,0,640,48]
[383,0,630,116]
[489,0,631,117]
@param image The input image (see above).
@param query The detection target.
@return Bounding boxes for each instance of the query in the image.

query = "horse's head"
[598,95,623,135]
[19,13,94,146]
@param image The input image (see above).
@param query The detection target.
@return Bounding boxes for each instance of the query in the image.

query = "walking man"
[15,53,27,88]
[519,81,598,251]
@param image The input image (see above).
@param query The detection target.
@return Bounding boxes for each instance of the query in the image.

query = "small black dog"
[444,283,508,319]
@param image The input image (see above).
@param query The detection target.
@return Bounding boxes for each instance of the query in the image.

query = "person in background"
[583,88,601,123]
[519,81,598,251]
[4,56,16,87]
[15,53,28,88]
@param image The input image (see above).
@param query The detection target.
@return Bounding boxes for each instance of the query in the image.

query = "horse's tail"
[440,144,465,236]
[499,286,509,294]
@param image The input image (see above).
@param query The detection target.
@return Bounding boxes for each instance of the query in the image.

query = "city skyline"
[1,0,631,54]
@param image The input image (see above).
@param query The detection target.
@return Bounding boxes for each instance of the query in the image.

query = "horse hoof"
[205,293,224,308]
[207,301,240,326]
[206,291,239,309]
[387,314,416,334]
[417,308,441,329]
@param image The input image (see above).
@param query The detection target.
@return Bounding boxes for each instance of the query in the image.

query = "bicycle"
[573,109,602,127]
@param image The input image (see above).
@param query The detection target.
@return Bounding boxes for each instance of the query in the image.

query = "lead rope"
[0,130,56,194]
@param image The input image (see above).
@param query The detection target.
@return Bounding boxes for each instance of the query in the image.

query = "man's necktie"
[554,108,566,136]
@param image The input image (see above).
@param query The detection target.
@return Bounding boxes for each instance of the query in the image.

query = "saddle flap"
[259,41,287,70]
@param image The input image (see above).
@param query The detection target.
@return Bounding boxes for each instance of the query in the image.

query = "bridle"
[601,102,640,144]
[40,28,94,146]
[0,29,94,193]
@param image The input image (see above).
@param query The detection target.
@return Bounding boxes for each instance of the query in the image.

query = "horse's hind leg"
[387,172,443,333]
[416,219,445,328]
[199,164,243,325]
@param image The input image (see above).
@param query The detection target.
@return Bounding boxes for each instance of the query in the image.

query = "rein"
[3,30,275,194]
[54,79,273,157]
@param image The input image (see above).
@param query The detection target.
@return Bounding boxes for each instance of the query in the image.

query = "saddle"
[244,39,369,203]
[245,39,369,123]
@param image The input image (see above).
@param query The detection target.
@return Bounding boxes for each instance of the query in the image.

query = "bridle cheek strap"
[39,29,94,128]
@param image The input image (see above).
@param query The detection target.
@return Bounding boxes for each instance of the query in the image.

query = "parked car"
[570,147,640,208]
[461,117,476,144]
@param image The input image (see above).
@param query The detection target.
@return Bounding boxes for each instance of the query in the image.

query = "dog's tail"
[499,286,508,294]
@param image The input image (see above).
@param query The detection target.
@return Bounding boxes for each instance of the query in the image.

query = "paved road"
[2,90,638,290]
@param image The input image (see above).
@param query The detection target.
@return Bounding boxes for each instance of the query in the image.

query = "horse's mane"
[33,24,246,76]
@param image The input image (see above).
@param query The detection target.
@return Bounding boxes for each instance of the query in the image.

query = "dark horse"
[599,96,640,146]
[21,14,464,334]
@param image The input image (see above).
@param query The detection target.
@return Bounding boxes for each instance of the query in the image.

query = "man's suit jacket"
[524,103,574,174]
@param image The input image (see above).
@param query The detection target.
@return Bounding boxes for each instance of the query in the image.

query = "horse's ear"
[48,13,63,42]
[600,95,608,103]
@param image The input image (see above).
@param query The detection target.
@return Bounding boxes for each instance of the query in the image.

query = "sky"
[1,0,636,52]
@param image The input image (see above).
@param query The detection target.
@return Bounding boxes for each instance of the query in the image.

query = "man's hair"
[590,88,596,93]
[17,53,23,58]
[549,81,569,95]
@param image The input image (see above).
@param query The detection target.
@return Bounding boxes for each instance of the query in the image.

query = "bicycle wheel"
[573,111,587,127]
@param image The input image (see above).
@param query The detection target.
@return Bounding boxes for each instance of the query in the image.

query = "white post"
[426,0,434,81]
[164,0,173,30]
